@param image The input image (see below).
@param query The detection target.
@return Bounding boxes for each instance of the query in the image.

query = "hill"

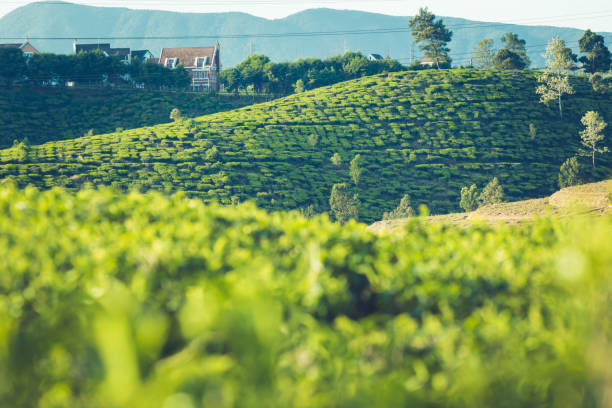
[0,183,611,406]
[369,180,612,232]
[1,2,611,67]
[1,69,611,222]
[0,88,257,148]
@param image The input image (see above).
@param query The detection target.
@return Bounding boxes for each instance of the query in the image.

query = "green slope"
[0,87,257,148]
[2,3,611,67]
[1,184,611,406]
[1,69,611,222]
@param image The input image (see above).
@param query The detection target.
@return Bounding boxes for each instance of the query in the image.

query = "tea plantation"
[1,69,611,222]
[0,88,256,148]
[1,184,611,407]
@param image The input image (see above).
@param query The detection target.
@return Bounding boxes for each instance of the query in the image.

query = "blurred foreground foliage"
[0,184,610,407]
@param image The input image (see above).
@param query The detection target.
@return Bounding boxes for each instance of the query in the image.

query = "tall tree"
[536,37,575,118]
[0,47,27,88]
[579,111,609,168]
[408,8,453,69]
[349,154,363,186]
[460,184,479,212]
[473,38,496,68]
[545,36,577,73]
[578,29,612,74]
[498,32,530,68]
[382,194,414,220]
[558,157,581,188]
[478,177,504,206]
[329,183,359,224]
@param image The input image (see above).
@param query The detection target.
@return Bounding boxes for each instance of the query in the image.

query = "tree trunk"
[593,149,596,168]
[558,93,563,118]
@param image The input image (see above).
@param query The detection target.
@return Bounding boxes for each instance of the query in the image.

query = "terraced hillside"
[0,88,257,147]
[1,70,611,222]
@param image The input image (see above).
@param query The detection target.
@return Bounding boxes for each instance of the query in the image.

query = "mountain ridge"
[2,2,611,66]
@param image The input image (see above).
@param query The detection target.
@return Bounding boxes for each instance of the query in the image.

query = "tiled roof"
[131,50,153,59]
[0,43,23,48]
[159,46,216,68]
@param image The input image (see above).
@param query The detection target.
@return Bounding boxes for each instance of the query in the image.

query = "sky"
[1,0,612,32]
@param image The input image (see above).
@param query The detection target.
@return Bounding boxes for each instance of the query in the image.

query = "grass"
[368,180,612,232]
[1,69,611,222]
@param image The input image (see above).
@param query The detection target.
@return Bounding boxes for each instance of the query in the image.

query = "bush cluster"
[0,184,610,407]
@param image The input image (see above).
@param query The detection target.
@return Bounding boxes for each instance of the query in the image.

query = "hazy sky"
[2,0,612,31]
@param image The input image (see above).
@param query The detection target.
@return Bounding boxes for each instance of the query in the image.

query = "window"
[165,58,178,68]
[195,56,209,68]
[23,52,33,59]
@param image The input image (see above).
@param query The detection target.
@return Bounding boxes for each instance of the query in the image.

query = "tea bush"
[0,184,610,407]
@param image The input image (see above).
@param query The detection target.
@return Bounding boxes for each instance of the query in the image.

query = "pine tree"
[460,184,479,212]
[478,177,504,207]
[408,8,453,69]
[383,194,415,220]
[558,157,581,188]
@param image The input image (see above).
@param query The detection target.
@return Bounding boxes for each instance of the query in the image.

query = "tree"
[499,32,530,68]
[349,154,362,186]
[544,36,577,73]
[536,37,576,118]
[536,72,574,118]
[382,194,415,220]
[0,46,27,88]
[478,177,504,206]
[578,29,612,74]
[408,8,453,69]
[329,183,359,224]
[330,153,342,167]
[473,38,496,68]
[460,184,479,212]
[590,73,612,94]
[579,111,608,168]
[558,157,581,188]
[493,49,528,70]
[293,79,305,93]
[220,68,243,95]
[170,108,182,122]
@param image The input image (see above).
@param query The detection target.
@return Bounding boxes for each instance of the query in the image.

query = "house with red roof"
[159,42,220,92]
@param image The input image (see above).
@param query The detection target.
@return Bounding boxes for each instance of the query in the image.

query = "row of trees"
[0,48,191,89]
[219,52,405,95]
[410,7,611,73]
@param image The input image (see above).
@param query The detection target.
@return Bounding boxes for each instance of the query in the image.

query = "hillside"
[1,69,611,222]
[0,184,611,406]
[0,88,257,148]
[369,180,612,232]
[2,2,611,67]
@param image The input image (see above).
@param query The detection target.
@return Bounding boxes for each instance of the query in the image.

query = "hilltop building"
[0,39,40,58]
[368,54,384,61]
[73,41,153,64]
[158,42,221,92]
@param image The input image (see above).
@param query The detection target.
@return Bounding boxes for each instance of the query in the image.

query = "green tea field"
[1,70,611,222]
[0,87,256,148]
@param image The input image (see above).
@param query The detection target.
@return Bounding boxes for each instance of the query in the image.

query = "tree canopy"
[408,8,453,69]
[578,29,612,74]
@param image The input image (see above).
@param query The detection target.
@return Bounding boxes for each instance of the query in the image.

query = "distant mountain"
[1,2,610,67]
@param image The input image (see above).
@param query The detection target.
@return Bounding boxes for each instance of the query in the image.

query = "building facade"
[159,43,220,92]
